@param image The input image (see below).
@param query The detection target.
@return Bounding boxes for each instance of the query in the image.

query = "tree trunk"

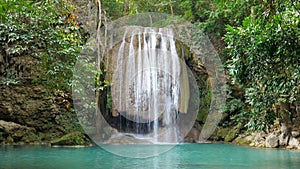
[169,0,174,16]
[251,6,256,20]
[123,0,129,15]
[279,102,292,143]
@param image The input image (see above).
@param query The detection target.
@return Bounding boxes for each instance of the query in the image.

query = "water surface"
[1,144,300,169]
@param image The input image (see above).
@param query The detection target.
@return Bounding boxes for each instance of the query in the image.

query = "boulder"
[247,131,266,147]
[278,133,289,146]
[292,131,300,138]
[0,120,36,143]
[224,127,240,142]
[265,133,279,148]
[253,131,266,141]
[287,137,300,149]
[280,124,288,135]
[232,135,252,146]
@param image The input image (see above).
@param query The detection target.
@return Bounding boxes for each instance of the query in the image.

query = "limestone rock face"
[185,128,200,142]
[72,0,98,33]
[0,120,36,143]
[265,133,279,148]
[0,84,87,145]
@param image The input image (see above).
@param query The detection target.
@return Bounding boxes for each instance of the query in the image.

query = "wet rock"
[101,127,119,140]
[106,134,153,145]
[51,132,91,146]
[185,128,200,142]
[265,133,279,148]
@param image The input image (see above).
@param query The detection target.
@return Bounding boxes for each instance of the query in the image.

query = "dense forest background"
[0,0,299,147]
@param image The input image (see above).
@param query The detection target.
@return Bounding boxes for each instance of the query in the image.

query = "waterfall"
[112,26,185,143]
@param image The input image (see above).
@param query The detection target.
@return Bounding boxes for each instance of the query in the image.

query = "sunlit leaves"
[0,0,86,89]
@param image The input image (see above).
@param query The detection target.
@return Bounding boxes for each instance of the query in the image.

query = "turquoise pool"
[1,144,300,169]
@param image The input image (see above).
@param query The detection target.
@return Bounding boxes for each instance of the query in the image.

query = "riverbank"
[1,125,300,151]
[209,125,300,150]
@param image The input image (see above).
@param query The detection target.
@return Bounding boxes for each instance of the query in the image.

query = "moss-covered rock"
[233,136,252,146]
[209,126,240,142]
[0,120,38,144]
[224,127,240,142]
[51,132,91,146]
[210,127,230,141]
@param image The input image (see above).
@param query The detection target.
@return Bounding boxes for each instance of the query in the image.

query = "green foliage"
[225,0,300,130]
[101,0,124,19]
[245,109,276,131]
[0,0,86,90]
[101,0,211,22]
[0,71,19,85]
[72,57,110,94]
[199,0,257,36]
[224,98,250,128]
[106,91,112,110]
[128,0,172,14]
[197,89,211,123]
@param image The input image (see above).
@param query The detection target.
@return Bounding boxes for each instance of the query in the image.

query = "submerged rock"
[106,134,153,145]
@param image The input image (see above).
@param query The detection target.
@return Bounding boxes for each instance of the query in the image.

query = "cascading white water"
[112,26,183,143]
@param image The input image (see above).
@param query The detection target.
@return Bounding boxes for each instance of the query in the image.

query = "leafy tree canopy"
[225,0,300,130]
[0,0,86,91]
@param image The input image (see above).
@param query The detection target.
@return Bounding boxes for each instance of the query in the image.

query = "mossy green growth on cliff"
[51,132,91,146]
[224,127,240,142]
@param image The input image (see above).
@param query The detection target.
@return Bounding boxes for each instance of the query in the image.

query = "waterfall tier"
[110,26,190,143]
